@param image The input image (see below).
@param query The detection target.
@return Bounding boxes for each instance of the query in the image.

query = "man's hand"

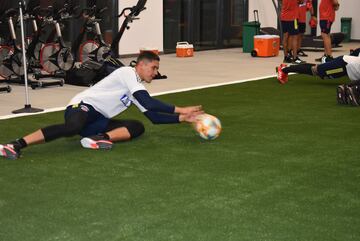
[333,0,340,10]
[179,111,203,123]
[175,105,203,115]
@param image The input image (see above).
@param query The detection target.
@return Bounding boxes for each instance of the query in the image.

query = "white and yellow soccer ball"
[194,114,222,140]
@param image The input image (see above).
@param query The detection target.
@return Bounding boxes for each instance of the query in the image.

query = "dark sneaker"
[324,55,334,63]
[350,48,360,57]
[315,55,324,62]
[283,55,293,63]
[276,63,288,84]
[80,135,113,150]
[345,85,360,106]
[293,57,306,64]
[297,49,308,57]
[336,84,348,105]
[315,55,333,63]
[0,144,20,160]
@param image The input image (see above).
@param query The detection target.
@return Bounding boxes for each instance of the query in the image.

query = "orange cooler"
[251,35,280,57]
[176,42,194,57]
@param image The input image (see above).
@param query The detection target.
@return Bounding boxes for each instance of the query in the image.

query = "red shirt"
[281,0,299,21]
[298,0,312,23]
[320,0,336,22]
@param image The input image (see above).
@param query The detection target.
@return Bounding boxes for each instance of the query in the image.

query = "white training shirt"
[343,55,360,81]
[68,67,147,118]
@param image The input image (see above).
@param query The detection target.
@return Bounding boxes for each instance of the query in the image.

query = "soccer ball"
[194,114,222,140]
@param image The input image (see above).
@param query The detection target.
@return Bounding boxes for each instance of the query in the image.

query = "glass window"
[163,0,248,53]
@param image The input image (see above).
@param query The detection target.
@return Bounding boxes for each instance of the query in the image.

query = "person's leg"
[106,120,145,141]
[281,21,291,62]
[322,32,332,56]
[282,63,317,75]
[319,20,333,60]
[276,63,316,84]
[283,32,289,57]
[23,110,88,146]
[297,23,307,56]
[316,56,348,79]
[289,19,304,63]
[80,119,145,149]
[290,35,299,59]
[277,56,348,85]
[297,34,302,52]
[0,105,89,159]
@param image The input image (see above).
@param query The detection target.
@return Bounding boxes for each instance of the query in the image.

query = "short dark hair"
[137,51,160,63]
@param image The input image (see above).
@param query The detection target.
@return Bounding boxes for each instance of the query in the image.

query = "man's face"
[137,60,160,83]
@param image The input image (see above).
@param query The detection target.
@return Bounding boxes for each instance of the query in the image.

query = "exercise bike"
[109,0,166,79]
[65,0,166,87]
[72,5,110,63]
[39,4,75,75]
[0,8,26,80]
[24,5,72,89]
[24,6,44,69]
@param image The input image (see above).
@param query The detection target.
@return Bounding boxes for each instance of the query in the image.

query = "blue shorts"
[317,56,348,79]
[65,103,110,137]
[298,22,306,34]
[281,20,299,35]
[320,20,332,34]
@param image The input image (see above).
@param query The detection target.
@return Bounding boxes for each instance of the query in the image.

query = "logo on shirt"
[120,94,132,107]
[80,104,89,112]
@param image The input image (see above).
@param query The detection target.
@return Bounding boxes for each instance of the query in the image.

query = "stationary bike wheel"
[0,46,14,78]
[11,51,27,76]
[96,46,111,63]
[80,40,99,63]
[40,43,60,73]
[57,47,74,71]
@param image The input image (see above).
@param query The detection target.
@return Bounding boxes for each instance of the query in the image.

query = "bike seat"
[4,8,18,18]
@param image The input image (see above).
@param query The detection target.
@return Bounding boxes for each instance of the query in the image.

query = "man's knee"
[124,120,145,139]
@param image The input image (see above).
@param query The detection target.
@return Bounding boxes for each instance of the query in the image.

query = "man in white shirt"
[0,52,203,160]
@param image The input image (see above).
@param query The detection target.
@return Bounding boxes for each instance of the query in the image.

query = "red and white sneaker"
[80,135,113,150]
[0,144,20,160]
[276,63,288,84]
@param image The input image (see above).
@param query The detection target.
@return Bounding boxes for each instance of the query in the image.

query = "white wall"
[250,0,360,40]
[118,0,163,55]
[248,0,278,29]
[327,0,360,40]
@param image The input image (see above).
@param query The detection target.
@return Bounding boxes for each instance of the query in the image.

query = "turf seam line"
[0,74,279,120]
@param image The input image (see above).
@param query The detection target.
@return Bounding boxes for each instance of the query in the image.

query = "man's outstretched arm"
[133,90,202,115]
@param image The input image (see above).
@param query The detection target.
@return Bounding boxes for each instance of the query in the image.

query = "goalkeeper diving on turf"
[0,51,203,160]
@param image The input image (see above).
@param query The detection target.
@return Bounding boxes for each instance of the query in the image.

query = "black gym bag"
[65,57,124,87]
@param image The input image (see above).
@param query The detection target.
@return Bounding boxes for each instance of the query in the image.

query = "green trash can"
[242,10,261,53]
[341,17,352,42]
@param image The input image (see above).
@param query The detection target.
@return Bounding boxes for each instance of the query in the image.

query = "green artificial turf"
[0,75,359,241]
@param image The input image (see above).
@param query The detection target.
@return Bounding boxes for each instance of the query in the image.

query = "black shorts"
[281,20,299,35]
[298,22,306,34]
[320,20,332,34]
[65,103,110,137]
[317,56,348,79]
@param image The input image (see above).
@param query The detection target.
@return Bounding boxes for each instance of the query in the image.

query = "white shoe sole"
[80,138,113,150]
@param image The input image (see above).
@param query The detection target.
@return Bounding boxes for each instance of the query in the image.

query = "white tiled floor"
[0,43,358,118]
